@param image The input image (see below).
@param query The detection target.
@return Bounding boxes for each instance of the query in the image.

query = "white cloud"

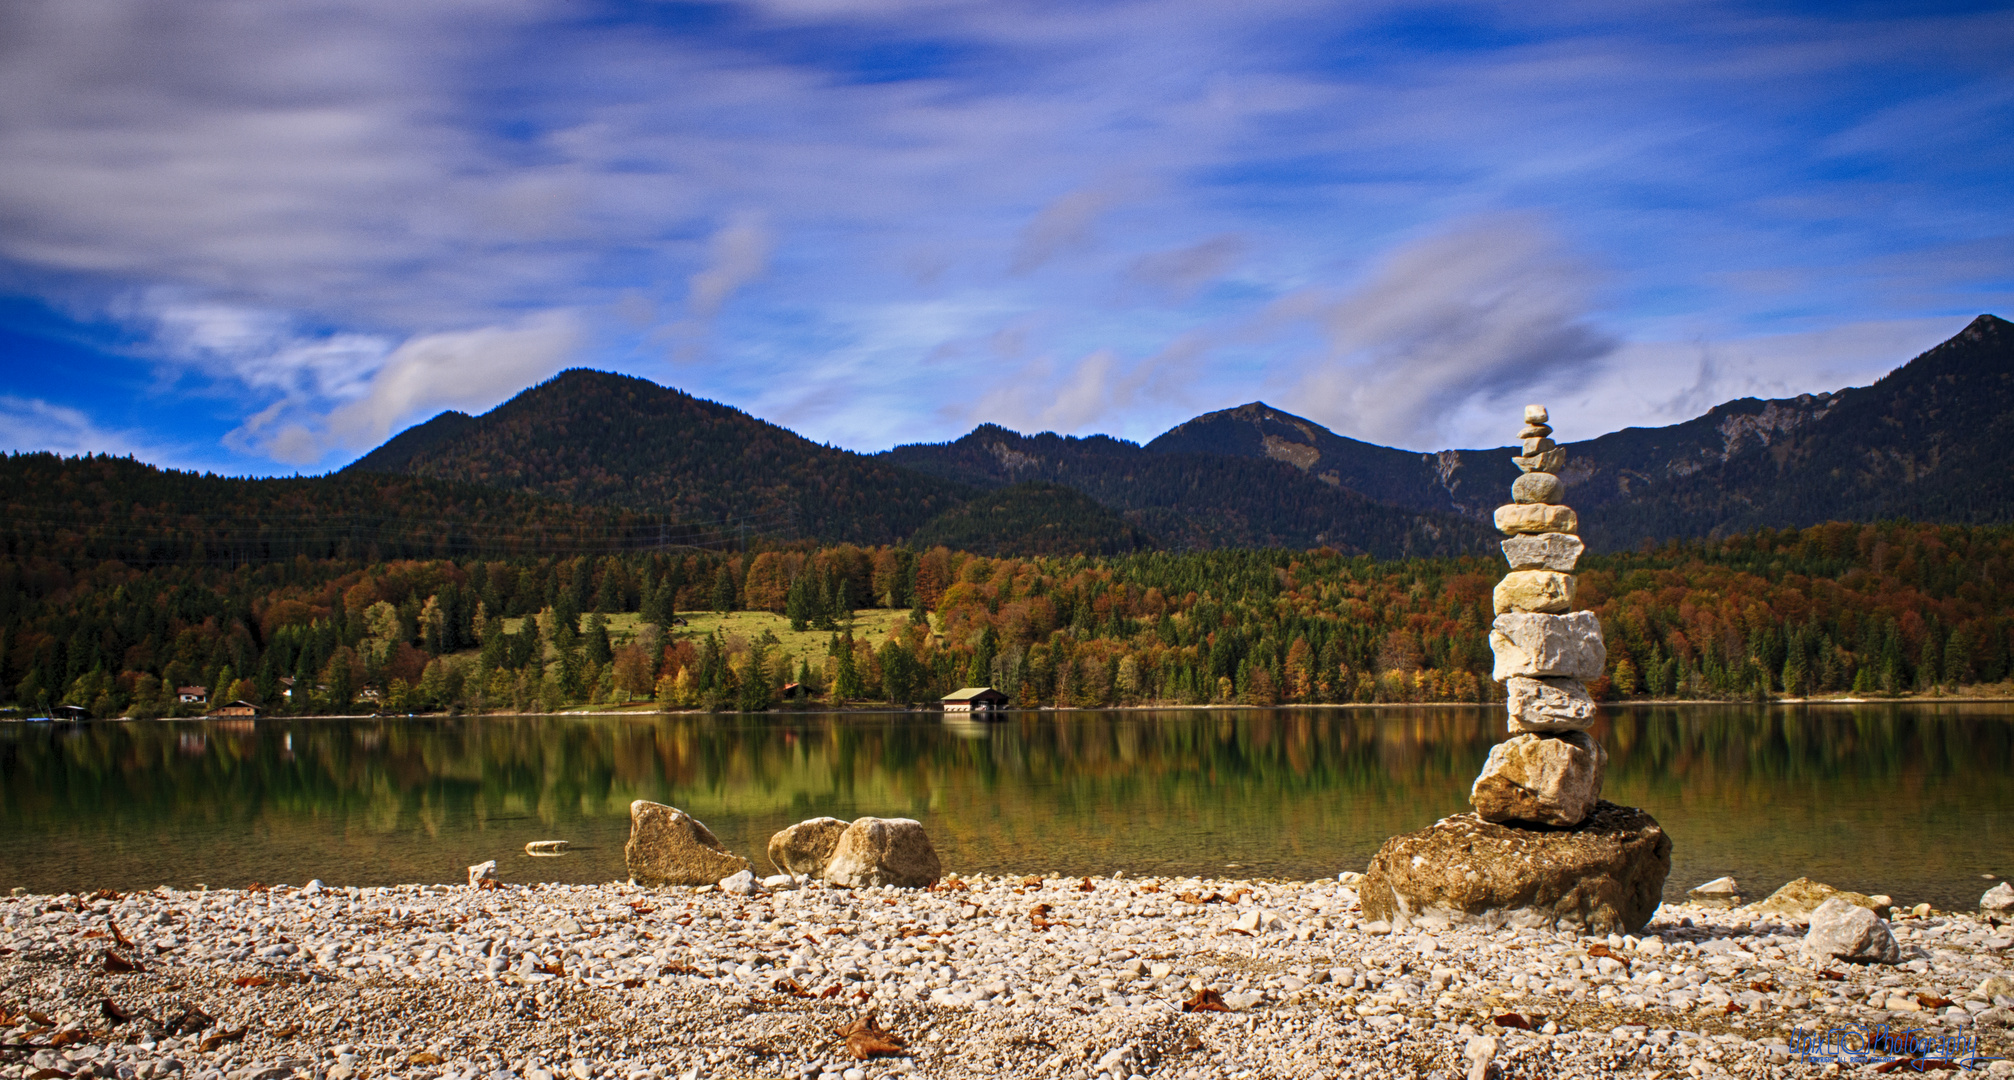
[0,395,163,460]
[1281,215,1616,449]
[687,213,775,320]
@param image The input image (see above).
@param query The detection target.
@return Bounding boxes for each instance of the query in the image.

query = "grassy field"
[501,608,924,656]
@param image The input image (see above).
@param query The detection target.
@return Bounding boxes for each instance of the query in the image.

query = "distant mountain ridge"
[887,314,2014,549]
[336,313,2011,556]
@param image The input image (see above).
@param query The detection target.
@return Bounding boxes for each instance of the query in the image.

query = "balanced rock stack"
[1472,403,1607,827]
[1360,406,1670,935]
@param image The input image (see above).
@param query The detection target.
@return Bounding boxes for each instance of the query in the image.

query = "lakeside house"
[209,700,261,718]
[177,685,207,704]
[51,704,89,722]
[942,686,1009,715]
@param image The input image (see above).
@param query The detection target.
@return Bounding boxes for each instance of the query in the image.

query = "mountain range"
[13,314,2007,562]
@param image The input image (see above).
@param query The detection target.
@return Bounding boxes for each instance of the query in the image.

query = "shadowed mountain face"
[895,315,2013,551]
[345,370,972,545]
[880,428,1496,557]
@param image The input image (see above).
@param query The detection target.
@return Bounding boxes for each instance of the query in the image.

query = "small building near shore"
[209,700,261,718]
[177,685,208,704]
[942,686,1009,714]
[51,704,90,722]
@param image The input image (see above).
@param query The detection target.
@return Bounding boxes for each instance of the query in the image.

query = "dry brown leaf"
[1493,1013,1533,1030]
[407,1053,444,1066]
[109,921,135,950]
[835,1011,907,1061]
[1138,884,1162,894]
[102,952,143,974]
[27,1068,71,1079]
[820,984,843,999]
[1919,993,1955,1009]
[1020,876,1042,887]
[1076,879,1095,892]
[199,1028,247,1053]
[845,1033,907,1060]
[537,960,566,978]
[1749,980,1777,993]
[771,977,813,998]
[1182,988,1230,1013]
[245,883,269,893]
[1724,1003,1746,1015]
[48,1030,90,1048]
[232,976,270,988]
[620,979,644,989]
[268,1024,300,1038]
[27,1011,56,1027]
[1818,969,1846,981]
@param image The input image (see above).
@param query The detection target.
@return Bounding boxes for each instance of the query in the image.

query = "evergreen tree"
[711,565,738,612]
[833,630,864,701]
[585,613,614,667]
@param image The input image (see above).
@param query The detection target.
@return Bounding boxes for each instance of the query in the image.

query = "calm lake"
[2,704,2009,910]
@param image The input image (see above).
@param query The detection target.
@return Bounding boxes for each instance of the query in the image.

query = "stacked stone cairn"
[1470,403,1607,827]
[1359,406,1670,935]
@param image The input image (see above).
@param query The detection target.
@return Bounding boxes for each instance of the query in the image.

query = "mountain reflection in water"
[1,704,2008,910]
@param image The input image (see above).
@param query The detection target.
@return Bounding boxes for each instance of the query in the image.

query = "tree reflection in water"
[1,704,2008,908]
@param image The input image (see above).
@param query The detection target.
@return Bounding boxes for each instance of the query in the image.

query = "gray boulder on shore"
[1359,801,1670,935]
[767,817,851,879]
[624,800,751,887]
[1983,881,2014,915]
[1801,896,1901,965]
[823,816,942,888]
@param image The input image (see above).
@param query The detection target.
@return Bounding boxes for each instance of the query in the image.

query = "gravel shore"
[4,873,2011,1080]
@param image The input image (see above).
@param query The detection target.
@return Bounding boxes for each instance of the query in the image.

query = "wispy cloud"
[0,0,2009,466]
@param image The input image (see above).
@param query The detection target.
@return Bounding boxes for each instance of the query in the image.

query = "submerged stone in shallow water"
[1359,801,1670,935]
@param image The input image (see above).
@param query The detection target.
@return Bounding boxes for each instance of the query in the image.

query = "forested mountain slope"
[0,452,667,566]
[347,370,972,545]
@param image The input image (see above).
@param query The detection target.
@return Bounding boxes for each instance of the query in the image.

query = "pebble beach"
[3,872,2011,1080]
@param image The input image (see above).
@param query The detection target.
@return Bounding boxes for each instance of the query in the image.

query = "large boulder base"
[1361,801,1670,935]
[823,816,942,888]
[767,817,851,878]
[625,800,750,887]
[1470,731,1606,826]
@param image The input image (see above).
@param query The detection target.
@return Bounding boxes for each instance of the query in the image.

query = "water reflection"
[1,704,2008,909]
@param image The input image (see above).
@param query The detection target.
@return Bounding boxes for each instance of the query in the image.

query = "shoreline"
[4,873,2010,1080]
[10,694,2014,724]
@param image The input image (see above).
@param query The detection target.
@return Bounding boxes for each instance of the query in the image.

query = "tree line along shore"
[4,520,2013,719]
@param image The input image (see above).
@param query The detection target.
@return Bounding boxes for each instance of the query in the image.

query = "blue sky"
[0,0,2009,475]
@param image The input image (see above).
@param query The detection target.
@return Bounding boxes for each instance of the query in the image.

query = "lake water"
[2,704,2009,910]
